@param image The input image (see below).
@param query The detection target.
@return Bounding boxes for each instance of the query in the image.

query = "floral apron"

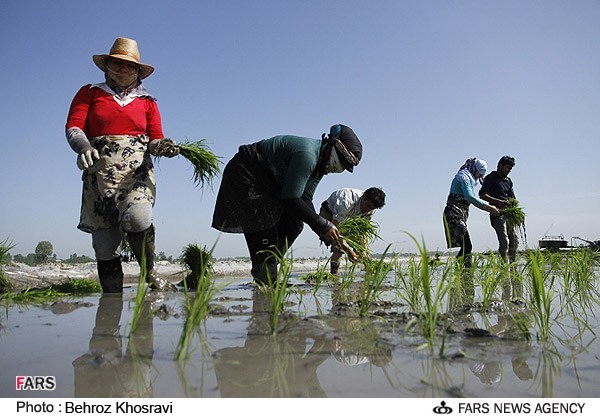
[78,134,155,233]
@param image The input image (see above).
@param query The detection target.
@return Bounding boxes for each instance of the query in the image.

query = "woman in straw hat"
[65,37,178,292]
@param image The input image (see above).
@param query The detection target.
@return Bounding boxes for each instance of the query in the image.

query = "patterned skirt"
[78,134,155,233]
[443,193,470,248]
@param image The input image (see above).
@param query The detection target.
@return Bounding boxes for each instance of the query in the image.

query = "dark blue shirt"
[479,171,515,200]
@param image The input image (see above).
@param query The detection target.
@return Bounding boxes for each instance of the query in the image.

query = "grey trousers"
[491,216,519,261]
[92,203,153,260]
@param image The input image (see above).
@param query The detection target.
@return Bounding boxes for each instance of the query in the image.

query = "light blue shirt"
[449,169,487,209]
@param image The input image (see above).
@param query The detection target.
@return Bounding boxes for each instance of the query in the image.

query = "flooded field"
[1,251,599,398]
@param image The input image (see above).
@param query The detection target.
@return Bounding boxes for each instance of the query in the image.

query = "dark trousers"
[457,231,473,267]
[244,212,303,284]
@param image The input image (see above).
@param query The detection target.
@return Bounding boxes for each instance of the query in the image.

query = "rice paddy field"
[1,248,599,398]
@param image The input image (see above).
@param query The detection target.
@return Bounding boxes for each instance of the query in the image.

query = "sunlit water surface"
[1,267,599,398]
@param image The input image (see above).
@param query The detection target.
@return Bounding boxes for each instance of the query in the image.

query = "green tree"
[35,241,53,264]
[65,253,94,264]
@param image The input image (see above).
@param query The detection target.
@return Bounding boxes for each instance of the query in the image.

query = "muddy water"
[1,272,599,398]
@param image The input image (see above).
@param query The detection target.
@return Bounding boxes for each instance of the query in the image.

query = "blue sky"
[1,0,599,259]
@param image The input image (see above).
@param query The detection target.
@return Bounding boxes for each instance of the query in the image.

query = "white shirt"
[324,188,374,223]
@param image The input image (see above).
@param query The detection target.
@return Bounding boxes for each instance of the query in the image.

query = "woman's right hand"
[77,147,100,170]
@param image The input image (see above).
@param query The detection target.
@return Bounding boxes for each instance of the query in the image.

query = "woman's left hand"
[148,138,180,157]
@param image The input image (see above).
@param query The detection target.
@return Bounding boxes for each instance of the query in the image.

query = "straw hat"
[93,37,154,79]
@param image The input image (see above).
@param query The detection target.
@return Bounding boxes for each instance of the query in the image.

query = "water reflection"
[502,264,524,301]
[445,268,534,389]
[212,288,393,397]
[213,289,327,397]
[72,294,155,397]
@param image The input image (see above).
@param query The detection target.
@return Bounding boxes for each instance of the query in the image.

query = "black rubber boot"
[127,225,176,292]
[97,257,124,293]
[250,258,278,286]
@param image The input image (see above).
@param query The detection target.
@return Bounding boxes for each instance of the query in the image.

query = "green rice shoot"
[180,243,213,290]
[300,270,338,284]
[176,243,220,361]
[337,217,381,261]
[500,198,527,243]
[0,279,101,304]
[49,278,101,294]
[178,139,221,188]
[1,238,15,293]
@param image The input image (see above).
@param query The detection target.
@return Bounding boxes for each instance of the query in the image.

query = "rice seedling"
[401,233,452,356]
[177,244,221,361]
[501,198,527,244]
[180,243,213,290]
[445,253,477,311]
[299,258,337,286]
[525,250,556,341]
[394,255,423,313]
[0,278,101,305]
[336,259,360,293]
[178,139,221,188]
[337,216,381,262]
[51,278,102,294]
[129,249,150,335]
[0,287,68,305]
[300,266,337,298]
[0,238,15,293]
[556,249,599,335]
[478,253,505,311]
[358,245,394,317]
[560,249,599,309]
[256,246,295,335]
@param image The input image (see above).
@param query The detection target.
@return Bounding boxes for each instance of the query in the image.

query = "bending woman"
[212,124,362,284]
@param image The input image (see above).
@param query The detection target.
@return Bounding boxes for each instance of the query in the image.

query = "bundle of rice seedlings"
[301,271,338,284]
[501,198,527,243]
[180,243,213,290]
[337,217,381,261]
[178,139,221,188]
[501,198,526,227]
[0,287,66,304]
[50,278,101,294]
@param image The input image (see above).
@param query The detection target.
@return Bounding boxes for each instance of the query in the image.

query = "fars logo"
[16,376,56,391]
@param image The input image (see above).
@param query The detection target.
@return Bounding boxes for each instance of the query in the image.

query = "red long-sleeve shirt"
[66,84,164,140]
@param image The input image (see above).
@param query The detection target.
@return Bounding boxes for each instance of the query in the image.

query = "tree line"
[5,240,175,266]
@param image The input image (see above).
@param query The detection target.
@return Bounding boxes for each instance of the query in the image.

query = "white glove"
[77,147,100,170]
[67,127,100,170]
[148,138,180,158]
